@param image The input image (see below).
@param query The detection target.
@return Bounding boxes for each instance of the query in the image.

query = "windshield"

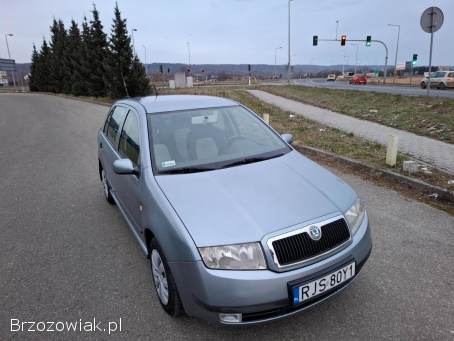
[148,105,290,174]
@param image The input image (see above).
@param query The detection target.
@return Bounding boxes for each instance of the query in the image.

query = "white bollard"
[263,113,270,125]
[386,134,399,167]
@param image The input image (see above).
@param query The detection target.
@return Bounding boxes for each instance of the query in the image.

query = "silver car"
[420,70,454,89]
[97,95,372,325]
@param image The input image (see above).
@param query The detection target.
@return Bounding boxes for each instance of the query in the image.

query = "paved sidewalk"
[248,90,454,174]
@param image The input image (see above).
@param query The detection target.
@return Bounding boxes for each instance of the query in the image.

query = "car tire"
[420,82,426,89]
[438,82,446,90]
[149,238,184,317]
[101,168,115,205]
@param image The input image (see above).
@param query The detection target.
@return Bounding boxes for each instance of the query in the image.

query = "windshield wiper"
[220,152,285,169]
[159,166,216,174]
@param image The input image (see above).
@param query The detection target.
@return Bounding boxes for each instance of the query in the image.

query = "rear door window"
[118,111,140,166]
[106,106,129,146]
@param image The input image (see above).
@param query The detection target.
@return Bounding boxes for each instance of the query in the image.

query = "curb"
[296,144,454,203]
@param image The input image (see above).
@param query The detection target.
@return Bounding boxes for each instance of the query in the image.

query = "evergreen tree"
[35,39,52,92]
[64,20,85,95]
[78,17,92,96]
[127,55,150,97]
[29,44,39,91]
[49,19,67,93]
[106,3,150,98]
[106,3,134,98]
[86,4,108,97]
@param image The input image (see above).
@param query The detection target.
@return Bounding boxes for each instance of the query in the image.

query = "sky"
[1,0,453,66]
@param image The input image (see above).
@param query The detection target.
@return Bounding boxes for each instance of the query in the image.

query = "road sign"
[420,7,444,95]
[420,7,444,33]
[0,59,16,72]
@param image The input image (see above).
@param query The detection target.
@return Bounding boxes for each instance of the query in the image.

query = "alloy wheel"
[151,249,169,305]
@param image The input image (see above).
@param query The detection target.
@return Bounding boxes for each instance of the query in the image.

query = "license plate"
[292,262,356,305]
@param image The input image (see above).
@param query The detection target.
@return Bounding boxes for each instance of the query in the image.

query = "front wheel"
[438,82,446,90]
[420,82,426,89]
[150,239,184,317]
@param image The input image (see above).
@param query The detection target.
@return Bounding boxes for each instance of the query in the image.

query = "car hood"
[155,150,357,247]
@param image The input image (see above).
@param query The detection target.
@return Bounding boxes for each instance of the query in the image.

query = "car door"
[115,108,143,232]
[99,105,129,196]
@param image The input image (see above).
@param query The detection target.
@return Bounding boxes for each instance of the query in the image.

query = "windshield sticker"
[161,160,176,168]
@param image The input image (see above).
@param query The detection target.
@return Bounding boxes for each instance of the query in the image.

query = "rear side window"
[106,106,129,145]
[118,111,140,166]
[448,72,454,78]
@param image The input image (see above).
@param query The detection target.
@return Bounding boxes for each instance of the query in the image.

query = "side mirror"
[281,133,294,145]
[113,158,136,175]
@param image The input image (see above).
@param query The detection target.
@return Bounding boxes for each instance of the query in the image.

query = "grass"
[257,85,454,144]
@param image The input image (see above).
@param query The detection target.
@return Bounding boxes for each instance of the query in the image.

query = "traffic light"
[167,68,170,73]
[313,35,318,46]
[248,64,251,72]
[366,35,371,47]
[159,64,163,73]
[341,35,346,46]
[412,54,418,65]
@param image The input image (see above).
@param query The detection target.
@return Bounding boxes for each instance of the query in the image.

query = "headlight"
[345,198,365,235]
[199,242,266,270]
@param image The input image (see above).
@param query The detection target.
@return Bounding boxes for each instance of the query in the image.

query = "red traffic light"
[341,35,347,46]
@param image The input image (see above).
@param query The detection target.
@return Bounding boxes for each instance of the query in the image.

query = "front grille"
[271,218,350,266]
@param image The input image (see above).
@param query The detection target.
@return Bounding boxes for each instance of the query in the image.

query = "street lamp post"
[4,33,16,87]
[142,45,147,75]
[186,41,191,67]
[388,24,400,81]
[131,28,138,55]
[274,46,283,79]
[350,43,359,74]
[287,0,293,83]
[342,55,349,75]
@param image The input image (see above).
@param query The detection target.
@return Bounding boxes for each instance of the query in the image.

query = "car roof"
[120,95,239,114]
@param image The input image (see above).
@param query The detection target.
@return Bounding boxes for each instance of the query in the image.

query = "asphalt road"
[1,93,453,341]
[293,78,454,98]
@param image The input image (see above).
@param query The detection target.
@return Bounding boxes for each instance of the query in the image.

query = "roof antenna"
[121,72,130,97]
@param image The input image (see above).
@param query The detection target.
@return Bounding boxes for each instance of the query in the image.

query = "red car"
[350,74,367,85]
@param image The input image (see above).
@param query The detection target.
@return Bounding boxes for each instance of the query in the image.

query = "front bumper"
[169,213,372,324]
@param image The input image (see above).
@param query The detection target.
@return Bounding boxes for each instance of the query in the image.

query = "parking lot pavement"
[1,93,453,340]
[293,78,454,99]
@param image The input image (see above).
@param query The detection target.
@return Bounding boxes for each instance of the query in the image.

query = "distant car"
[350,74,367,85]
[97,95,372,325]
[327,74,336,81]
[420,71,454,89]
